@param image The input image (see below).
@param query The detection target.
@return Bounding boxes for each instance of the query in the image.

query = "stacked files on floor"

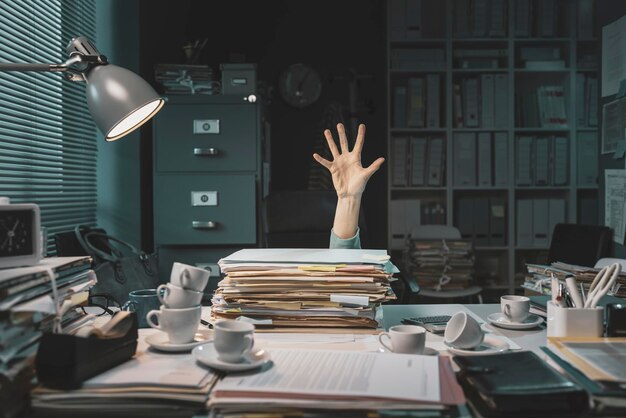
[31,341,219,417]
[543,337,626,414]
[207,348,466,415]
[0,256,95,417]
[212,249,397,329]
[406,239,475,290]
[523,262,626,298]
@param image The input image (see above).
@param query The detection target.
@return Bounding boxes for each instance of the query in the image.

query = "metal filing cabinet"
[152,95,263,288]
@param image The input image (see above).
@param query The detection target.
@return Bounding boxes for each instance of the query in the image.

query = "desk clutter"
[211,248,397,329]
[405,239,475,291]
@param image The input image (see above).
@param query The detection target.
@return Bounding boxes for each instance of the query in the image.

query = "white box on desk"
[546,301,603,338]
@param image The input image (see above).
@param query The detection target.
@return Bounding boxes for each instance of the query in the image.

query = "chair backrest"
[409,225,462,240]
[548,223,613,267]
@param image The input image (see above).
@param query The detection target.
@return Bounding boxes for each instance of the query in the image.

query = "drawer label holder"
[191,191,218,206]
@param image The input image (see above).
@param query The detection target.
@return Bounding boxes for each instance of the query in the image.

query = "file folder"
[577,132,598,187]
[576,74,586,127]
[454,133,476,186]
[517,199,533,247]
[409,136,427,186]
[489,197,506,246]
[463,77,479,127]
[532,199,550,248]
[389,0,406,41]
[407,77,425,127]
[552,136,568,186]
[548,199,566,245]
[493,132,508,187]
[456,197,474,240]
[390,200,407,250]
[477,132,492,187]
[392,136,409,186]
[393,86,407,128]
[405,0,422,40]
[427,137,444,186]
[481,74,495,128]
[516,136,533,186]
[426,74,440,128]
[474,197,490,246]
[534,136,550,186]
[494,74,508,129]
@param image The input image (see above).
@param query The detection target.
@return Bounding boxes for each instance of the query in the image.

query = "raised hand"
[313,123,385,198]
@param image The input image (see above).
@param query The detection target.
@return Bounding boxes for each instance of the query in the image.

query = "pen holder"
[546,301,603,338]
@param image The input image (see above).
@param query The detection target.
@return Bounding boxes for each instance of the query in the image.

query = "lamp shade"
[84,64,164,141]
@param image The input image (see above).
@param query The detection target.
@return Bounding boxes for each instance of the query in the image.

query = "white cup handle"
[156,284,169,307]
[180,268,191,289]
[242,334,254,355]
[146,310,161,330]
[378,332,393,352]
[503,304,511,319]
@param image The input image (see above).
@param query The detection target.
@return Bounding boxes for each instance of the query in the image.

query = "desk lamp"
[0,36,164,141]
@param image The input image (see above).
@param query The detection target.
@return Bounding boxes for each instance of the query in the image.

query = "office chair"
[405,225,483,304]
[548,223,612,267]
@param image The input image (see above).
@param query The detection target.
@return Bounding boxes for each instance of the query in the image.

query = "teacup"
[378,325,426,354]
[156,283,203,309]
[213,319,255,363]
[501,295,530,323]
[146,305,201,344]
[170,262,210,292]
[121,289,161,328]
[444,311,484,349]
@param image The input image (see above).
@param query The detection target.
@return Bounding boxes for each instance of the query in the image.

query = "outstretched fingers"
[337,123,349,153]
[364,157,385,177]
[313,153,332,170]
[353,124,366,155]
[323,129,340,159]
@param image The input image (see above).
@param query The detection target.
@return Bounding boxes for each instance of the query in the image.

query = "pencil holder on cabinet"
[546,301,603,338]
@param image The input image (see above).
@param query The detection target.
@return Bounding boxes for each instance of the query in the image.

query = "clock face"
[279,63,322,108]
[0,210,34,257]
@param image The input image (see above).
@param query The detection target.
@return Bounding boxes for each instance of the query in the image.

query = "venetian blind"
[0,0,98,251]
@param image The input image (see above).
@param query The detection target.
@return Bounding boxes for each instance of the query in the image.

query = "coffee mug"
[213,319,255,363]
[501,295,530,322]
[121,289,161,328]
[156,283,203,309]
[170,262,210,292]
[378,325,426,354]
[146,305,202,344]
[444,311,484,350]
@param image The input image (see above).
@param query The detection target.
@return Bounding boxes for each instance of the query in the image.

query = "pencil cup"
[546,301,604,338]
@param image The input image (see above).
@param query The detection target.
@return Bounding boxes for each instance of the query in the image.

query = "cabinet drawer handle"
[192,221,218,230]
[194,148,219,156]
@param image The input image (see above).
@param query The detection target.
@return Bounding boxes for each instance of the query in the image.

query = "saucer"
[487,313,544,330]
[193,342,271,372]
[446,335,509,356]
[378,346,439,356]
[145,329,213,352]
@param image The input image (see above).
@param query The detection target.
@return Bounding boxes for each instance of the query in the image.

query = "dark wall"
[598,0,626,258]
[139,0,388,248]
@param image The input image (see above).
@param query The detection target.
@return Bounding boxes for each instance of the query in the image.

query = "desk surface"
[382,304,547,355]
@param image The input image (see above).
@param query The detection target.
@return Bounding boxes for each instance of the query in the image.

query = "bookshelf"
[387,0,599,296]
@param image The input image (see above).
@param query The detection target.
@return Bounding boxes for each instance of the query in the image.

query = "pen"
[580,283,586,306]
[551,274,558,303]
[565,276,583,308]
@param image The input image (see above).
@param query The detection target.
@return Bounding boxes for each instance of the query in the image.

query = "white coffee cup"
[501,295,530,322]
[213,319,255,363]
[444,311,484,350]
[378,325,426,354]
[170,262,211,292]
[146,305,201,344]
[157,283,203,309]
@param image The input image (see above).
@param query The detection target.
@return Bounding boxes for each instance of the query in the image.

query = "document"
[563,341,626,382]
[601,98,626,154]
[604,170,626,244]
[214,348,440,403]
[220,249,393,266]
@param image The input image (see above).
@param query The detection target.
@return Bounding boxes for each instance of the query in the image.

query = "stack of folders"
[0,256,95,417]
[154,63,217,95]
[407,240,475,290]
[542,337,626,414]
[207,348,466,416]
[31,343,219,417]
[523,262,626,298]
[212,249,398,329]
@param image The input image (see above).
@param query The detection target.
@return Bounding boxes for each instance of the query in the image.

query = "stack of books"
[212,249,397,329]
[0,256,95,416]
[406,240,475,290]
[154,64,218,95]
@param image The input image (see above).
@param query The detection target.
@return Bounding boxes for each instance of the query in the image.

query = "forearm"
[332,195,362,239]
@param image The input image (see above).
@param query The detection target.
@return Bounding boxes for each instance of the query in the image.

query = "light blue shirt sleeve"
[329,228,361,249]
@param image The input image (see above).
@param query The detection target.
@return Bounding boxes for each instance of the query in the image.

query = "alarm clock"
[0,198,42,269]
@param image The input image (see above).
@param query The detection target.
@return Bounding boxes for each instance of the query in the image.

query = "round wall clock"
[279,63,322,108]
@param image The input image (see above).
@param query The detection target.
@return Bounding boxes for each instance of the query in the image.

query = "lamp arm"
[0,55,89,82]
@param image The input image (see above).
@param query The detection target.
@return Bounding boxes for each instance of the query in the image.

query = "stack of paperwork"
[212,249,398,329]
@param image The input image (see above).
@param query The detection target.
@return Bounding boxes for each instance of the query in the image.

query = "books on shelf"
[516,199,566,247]
[454,132,507,187]
[514,0,563,38]
[393,136,445,187]
[454,74,508,129]
[407,77,426,127]
[453,0,507,38]
[515,136,569,187]
[390,199,421,250]
[390,49,445,70]
[389,0,446,40]
[394,75,442,129]
[456,197,506,247]
[577,132,598,187]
